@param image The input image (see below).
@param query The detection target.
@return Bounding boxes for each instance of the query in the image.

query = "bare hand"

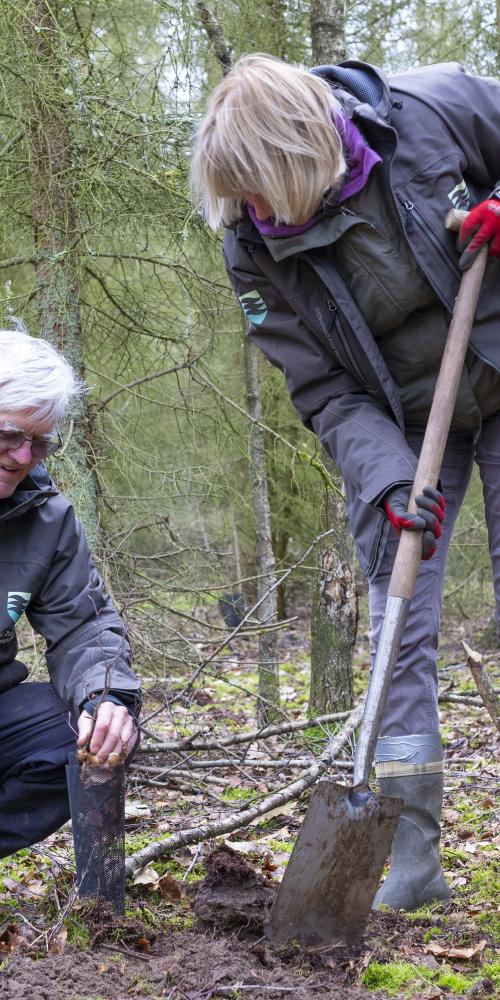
[77,701,138,764]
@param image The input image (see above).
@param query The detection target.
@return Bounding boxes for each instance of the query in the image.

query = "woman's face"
[244,193,273,221]
[244,193,311,226]
[0,409,55,498]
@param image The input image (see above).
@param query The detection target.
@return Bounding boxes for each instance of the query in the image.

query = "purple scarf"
[247,113,382,238]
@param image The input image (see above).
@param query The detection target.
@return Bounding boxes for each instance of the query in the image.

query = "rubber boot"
[373,771,451,911]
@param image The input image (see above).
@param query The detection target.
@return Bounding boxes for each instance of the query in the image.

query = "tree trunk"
[243,331,280,725]
[21,0,99,549]
[310,0,346,64]
[309,4,357,714]
[310,466,356,713]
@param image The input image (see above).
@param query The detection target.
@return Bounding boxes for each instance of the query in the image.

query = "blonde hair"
[191,54,346,229]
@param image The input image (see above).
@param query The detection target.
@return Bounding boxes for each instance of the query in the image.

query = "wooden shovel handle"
[388,216,487,600]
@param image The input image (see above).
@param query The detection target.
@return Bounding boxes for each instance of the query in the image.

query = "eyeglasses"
[0,428,63,459]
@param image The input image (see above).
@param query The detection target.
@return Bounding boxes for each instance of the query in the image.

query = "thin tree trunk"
[196,5,280,721]
[310,467,356,713]
[244,331,280,724]
[22,0,99,549]
[310,0,346,64]
[309,4,357,714]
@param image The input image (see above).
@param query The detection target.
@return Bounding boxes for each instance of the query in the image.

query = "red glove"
[458,190,500,269]
[384,485,446,560]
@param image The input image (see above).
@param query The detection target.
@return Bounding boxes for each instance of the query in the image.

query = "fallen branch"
[138,709,352,754]
[462,640,500,732]
[125,698,365,876]
[131,757,354,771]
[438,693,483,707]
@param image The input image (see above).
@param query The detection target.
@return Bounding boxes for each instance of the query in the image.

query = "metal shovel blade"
[264,778,402,948]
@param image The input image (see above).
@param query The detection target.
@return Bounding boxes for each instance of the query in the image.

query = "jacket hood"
[0,463,58,523]
[310,60,392,124]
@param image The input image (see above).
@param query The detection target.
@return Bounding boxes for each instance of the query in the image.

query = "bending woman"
[191,54,500,910]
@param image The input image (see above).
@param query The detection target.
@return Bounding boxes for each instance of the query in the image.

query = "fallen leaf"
[25,878,47,899]
[157,873,182,902]
[135,937,150,953]
[133,866,159,887]
[0,924,24,954]
[261,854,278,876]
[256,802,296,821]
[425,939,487,960]
[125,801,152,819]
[49,926,67,955]
[227,840,264,856]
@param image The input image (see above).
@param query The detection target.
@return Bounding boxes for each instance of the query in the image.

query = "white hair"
[191,53,347,229]
[0,321,85,425]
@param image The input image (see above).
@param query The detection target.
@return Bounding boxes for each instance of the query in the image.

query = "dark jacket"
[223,61,500,578]
[0,464,140,715]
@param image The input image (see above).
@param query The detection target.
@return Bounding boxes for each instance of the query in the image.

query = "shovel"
[264,210,487,948]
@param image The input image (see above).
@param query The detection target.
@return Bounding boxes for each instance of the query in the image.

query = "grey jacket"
[223,61,500,578]
[0,464,140,714]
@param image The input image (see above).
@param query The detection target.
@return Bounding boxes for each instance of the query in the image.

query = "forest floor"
[0,607,498,1000]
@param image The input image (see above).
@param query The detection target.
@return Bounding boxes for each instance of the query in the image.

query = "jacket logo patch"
[7,592,31,623]
[238,290,268,326]
[447,180,470,211]
[0,627,15,644]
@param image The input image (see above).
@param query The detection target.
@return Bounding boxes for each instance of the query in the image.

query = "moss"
[442,846,469,865]
[406,904,447,923]
[362,960,428,993]
[467,862,500,904]
[363,959,485,996]
[221,786,256,802]
[481,962,500,989]
[269,839,292,852]
[434,969,472,992]
[66,917,90,949]
[422,927,441,942]
[163,913,194,931]
[478,910,500,938]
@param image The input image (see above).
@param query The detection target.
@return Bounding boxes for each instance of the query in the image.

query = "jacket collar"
[310,60,392,124]
[0,463,58,522]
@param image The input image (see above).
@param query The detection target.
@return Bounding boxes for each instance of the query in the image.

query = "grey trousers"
[369,414,500,751]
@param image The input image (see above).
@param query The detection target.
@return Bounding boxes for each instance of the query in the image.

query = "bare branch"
[462,640,500,732]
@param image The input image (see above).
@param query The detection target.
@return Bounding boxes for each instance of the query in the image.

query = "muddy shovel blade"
[264,779,402,947]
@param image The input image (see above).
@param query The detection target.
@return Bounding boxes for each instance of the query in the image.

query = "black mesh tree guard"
[66,752,126,914]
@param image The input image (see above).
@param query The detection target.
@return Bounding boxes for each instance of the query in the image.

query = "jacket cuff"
[79,689,142,722]
[360,479,414,509]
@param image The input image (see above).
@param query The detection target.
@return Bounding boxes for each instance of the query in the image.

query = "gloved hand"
[458,185,500,269]
[383,485,446,560]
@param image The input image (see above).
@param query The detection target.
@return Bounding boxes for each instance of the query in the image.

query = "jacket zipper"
[381,144,456,311]
[403,200,461,282]
[327,299,377,390]
[0,496,41,522]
